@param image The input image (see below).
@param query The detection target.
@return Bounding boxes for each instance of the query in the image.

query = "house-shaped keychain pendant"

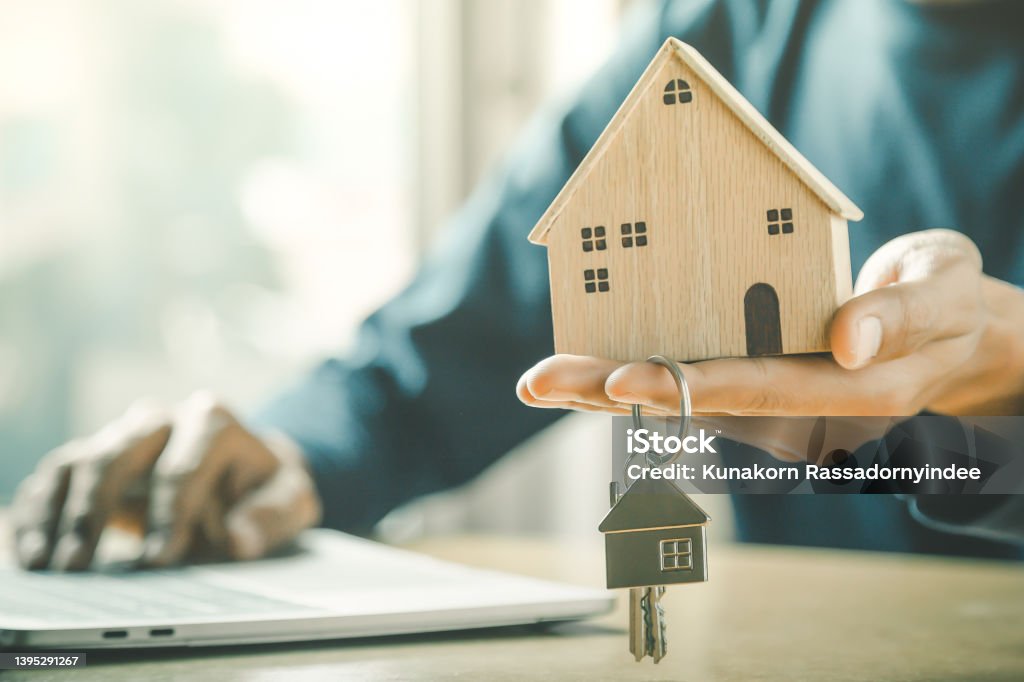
[600,477,711,589]
[528,38,864,363]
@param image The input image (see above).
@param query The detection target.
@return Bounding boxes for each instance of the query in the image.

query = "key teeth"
[629,586,669,663]
[642,590,654,658]
[650,587,668,663]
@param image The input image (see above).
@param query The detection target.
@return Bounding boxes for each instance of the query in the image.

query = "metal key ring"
[631,355,692,468]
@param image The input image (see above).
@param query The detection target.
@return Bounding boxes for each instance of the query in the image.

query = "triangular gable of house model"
[528,37,863,246]
[598,477,711,533]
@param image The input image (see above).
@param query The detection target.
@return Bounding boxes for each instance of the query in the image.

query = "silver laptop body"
[0,530,613,650]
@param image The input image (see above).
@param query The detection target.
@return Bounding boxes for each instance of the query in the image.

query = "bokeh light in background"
[0,0,630,532]
[0,0,417,496]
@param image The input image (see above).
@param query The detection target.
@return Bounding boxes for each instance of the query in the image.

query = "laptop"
[0,530,613,650]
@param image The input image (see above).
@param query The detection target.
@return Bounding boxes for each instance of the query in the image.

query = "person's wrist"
[999,283,1024,414]
[259,429,323,520]
[969,277,1024,414]
[262,429,310,469]
[922,276,1024,416]
[235,429,322,553]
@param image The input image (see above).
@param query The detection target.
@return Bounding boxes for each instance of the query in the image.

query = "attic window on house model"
[767,208,794,235]
[660,538,693,572]
[663,79,692,105]
[583,268,609,294]
[581,226,607,252]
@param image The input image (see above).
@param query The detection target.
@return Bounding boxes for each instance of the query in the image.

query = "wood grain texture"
[529,38,862,244]
[10,528,1021,682]
[535,39,859,363]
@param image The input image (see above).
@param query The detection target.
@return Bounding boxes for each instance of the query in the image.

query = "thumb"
[831,229,983,370]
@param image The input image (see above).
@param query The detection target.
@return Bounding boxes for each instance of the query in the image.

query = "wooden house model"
[599,477,711,589]
[528,38,864,362]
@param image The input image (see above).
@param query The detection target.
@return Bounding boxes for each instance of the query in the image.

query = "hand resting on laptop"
[10,392,321,571]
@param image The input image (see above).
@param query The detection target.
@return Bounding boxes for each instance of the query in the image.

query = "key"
[629,586,663,663]
[630,586,668,663]
[641,588,654,659]
[605,480,696,663]
[649,586,668,663]
[602,367,709,664]
[628,587,644,662]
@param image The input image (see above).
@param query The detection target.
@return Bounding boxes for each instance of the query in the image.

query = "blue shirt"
[255,0,1024,558]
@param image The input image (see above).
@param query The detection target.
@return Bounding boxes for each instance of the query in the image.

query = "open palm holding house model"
[519,38,996,429]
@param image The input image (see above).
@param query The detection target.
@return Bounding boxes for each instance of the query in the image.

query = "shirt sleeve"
[249,0,748,533]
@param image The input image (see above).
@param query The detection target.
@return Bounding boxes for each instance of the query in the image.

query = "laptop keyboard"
[0,568,311,624]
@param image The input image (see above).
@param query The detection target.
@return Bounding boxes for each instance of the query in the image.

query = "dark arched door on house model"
[744,283,782,356]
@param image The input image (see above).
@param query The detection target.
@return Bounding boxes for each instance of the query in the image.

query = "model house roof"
[528,38,863,245]
[599,477,711,533]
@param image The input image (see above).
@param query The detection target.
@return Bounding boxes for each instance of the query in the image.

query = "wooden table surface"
[3,531,1024,681]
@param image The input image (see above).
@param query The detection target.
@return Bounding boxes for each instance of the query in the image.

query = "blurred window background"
[1,0,731,540]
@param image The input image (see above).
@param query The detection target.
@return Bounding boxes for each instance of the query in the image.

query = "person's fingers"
[518,355,639,413]
[142,392,279,567]
[832,275,980,369]
[11,450,73,570]
[518,355,628,405]
[831,229,983,369]
[517,386,633,414]
[193,492,229,560]
[223,437,321,561]
[605,362,691,409]
[852,228,982,295]
[605,361,722,414]
[519,356,741,417]
[12,401,171,571]
[142,393,235,566]
[48,460,114,572]
[605,354,928,416]
[518,355,680,415]
[521,354,823,416]
[606,360,758,414]
[526,399,634,415]
[521,346,928,416]
[48,412,171,571]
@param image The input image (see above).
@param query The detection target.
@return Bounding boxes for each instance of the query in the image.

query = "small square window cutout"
[581,227,600,252]
[583,267,610,294]
[621,222,648,248]
[596,240,607,250]
[766,208,793,236]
